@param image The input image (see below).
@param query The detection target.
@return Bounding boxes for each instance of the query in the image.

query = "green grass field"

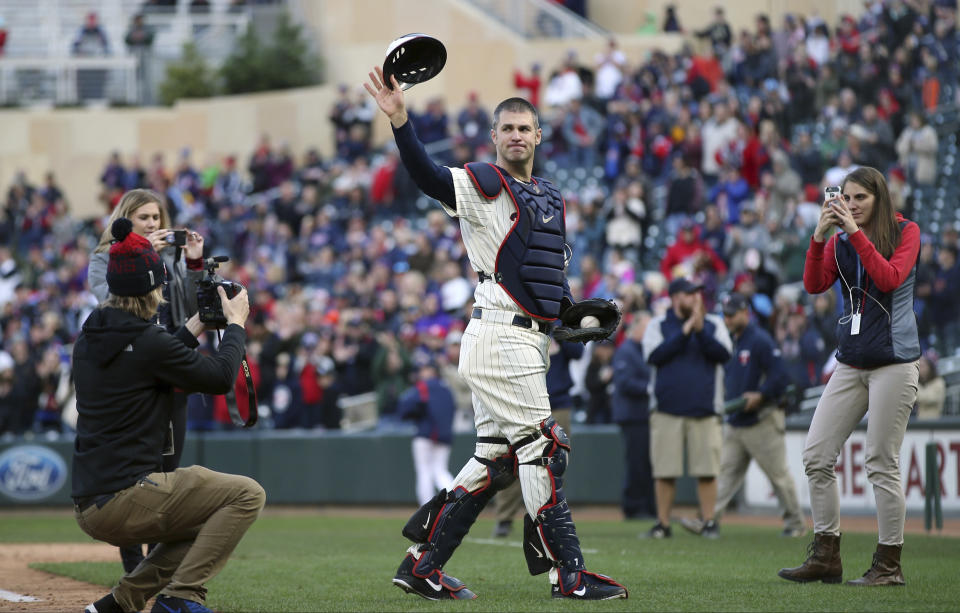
[9,512,959,612]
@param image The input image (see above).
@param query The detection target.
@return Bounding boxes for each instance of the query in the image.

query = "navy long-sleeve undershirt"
[392,120,455,208]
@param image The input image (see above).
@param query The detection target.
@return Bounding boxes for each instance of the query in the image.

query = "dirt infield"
[0,543,113,612]
[1,507,955,612]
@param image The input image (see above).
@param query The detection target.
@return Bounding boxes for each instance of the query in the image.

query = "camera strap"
[227,353,258,428]
[215,326,258,428]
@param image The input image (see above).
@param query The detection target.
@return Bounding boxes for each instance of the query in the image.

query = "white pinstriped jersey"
[440,167,532,315]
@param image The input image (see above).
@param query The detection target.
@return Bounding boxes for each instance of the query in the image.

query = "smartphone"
[165,229,187,247]
[824,185,841,204]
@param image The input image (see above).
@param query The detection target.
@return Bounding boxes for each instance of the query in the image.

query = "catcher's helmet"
[382,33,447,90]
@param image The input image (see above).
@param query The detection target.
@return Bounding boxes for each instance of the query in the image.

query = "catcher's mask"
[383,33,447,90]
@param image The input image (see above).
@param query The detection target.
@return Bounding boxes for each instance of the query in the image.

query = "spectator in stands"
[664,155,703,225]
[594,38,626,102]
[642,278,732,538]
[662,4,682,33]
[701,101,739,186]
[372,330,412,419]
[612,313,656,520]
[695,6,733,56]
[915,353,946,420]
[585,340,615,424]
[456,91,490,154]
[928,244,960,355]
[660,219,727,281]
[72,12,110,100]
[543,52,583,108]
[397,360,455,505]
[411,98,449,146]
[562,97,605,169]
[604,183,645,263]
[125,13,155,104]
[896,111,938,185]
[725,202,772,275]
[513,62,542,108]
[708,164,751,224]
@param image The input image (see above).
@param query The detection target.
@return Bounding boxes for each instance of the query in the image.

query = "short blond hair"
[103,286,166,320]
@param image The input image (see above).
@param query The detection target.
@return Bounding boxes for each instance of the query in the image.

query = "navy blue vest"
[833,221,920,368]
[465,163,567,320]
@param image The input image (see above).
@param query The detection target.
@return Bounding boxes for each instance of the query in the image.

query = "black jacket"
[71,307,246,497]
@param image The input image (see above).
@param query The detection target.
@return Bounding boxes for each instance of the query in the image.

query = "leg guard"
[516,419,628,600]
[514,416,570,509]
[401,445,516,577]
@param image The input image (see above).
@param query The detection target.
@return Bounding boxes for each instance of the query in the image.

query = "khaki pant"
[494,408,572,522]
[715,408,804,532]
[803,361,918,545]
[650,412,722,478]
[74,465,265,611]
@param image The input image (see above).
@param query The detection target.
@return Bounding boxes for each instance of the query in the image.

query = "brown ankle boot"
[846,543,905,586]
[777,532,843,583]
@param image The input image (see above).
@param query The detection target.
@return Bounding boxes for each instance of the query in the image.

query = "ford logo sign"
[0,445,68,501]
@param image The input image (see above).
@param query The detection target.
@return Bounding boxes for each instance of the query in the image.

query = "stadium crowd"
[1,0,958,438]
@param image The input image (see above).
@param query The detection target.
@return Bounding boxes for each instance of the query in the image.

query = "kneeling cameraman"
[74,218,264,613]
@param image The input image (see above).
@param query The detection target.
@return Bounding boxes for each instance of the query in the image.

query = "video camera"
[197,256,243,328]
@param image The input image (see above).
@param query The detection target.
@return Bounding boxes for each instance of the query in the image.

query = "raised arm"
[365,67,454,206]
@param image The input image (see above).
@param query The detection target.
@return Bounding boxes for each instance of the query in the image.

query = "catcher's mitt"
[552,298,621,344]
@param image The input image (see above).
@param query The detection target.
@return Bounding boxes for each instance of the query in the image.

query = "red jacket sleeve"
[848,222,921,292]
[803,235,839,293]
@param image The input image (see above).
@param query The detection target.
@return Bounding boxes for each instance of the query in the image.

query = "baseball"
[580,315,601,328]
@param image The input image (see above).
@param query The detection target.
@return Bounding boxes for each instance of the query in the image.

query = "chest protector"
[465,163,567,320]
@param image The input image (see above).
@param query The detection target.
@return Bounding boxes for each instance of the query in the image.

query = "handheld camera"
[824,185,841,203]
[165,229,187,247]
[197,256,243,328]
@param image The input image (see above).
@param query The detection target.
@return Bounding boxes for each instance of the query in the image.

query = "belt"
[472,307,550,334]
[73,492,115,512]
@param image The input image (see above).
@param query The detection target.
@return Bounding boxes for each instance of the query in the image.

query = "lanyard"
[854,256,869,314]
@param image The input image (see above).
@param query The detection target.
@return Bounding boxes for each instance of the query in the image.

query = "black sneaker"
[392,554,478,600]
[701,519,720,539]
[644,522,672,539]
[85,593,129,613]
[492,520,512,538]
[552,571,628,600]
[150,595,213,613]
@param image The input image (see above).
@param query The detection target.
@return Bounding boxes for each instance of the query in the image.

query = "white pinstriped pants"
[453,313,555,517]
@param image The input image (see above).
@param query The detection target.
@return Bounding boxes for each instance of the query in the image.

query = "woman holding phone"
[778,166,921,586]
[88,188,206,572]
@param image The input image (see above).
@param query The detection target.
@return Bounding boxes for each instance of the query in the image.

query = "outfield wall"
[1,422,958,511]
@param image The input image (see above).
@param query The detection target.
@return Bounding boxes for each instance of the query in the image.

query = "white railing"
[462,0,606,38]
[0,56,137,104]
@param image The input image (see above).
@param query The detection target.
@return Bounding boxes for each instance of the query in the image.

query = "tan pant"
[650,412,722,478]
[803,361,918,545]
[715,408,803,532]
[494,408,572,522]
[74,465,265,610]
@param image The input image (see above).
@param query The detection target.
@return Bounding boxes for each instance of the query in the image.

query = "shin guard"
[401,448,516,577]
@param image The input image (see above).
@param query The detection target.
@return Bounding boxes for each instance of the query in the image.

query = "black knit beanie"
[106,218,166,296]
